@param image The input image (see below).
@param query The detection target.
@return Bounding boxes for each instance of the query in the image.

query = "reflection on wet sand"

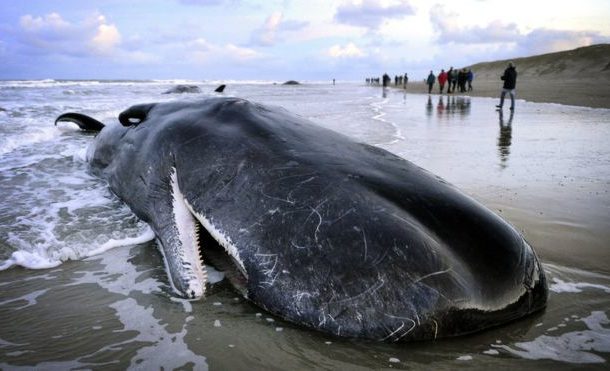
[437,96,445,115]
[498,110,514,169]
[426,96,471,118]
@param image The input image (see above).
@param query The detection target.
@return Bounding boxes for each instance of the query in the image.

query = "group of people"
[365,61,518,110]
[426,67,473,95]
[366,73,409,89]
[427,62,517,110]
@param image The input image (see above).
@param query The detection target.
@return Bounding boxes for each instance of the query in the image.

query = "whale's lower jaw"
[161,168,247,300]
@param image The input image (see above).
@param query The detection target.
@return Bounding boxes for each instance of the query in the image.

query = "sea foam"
[494,311,610,364]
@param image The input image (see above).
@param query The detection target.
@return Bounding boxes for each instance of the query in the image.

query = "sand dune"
[402,44,610,109]
[468,44,610,81]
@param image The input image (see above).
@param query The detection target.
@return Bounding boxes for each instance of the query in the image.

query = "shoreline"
[387,80,610,109]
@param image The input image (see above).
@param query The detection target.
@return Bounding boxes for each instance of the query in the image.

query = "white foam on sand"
[550,277,610,293]
[84,227,155,258]
[0,222,154,271]
[0,141,155,272]
[0,251,62,270]
[494,311,610,364]
[369,97,405,146]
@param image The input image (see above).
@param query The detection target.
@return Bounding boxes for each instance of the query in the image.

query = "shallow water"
[1,81,609,369]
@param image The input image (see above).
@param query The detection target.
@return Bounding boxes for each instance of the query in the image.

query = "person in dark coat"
[496,62,517,110]
[467,69,474,91]
[382,73,390,87]
[450,68,458,93]
[457,69,466,93]
[426,71,436,94]
[446,67,454,93]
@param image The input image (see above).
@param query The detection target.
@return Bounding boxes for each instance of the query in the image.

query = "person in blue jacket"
[496,62,517,110]
[426,70,436,94]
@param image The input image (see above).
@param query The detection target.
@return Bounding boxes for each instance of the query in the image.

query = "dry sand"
[397,79,610,109]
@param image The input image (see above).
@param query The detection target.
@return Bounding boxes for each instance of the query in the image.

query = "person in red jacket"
[438,69,448,94]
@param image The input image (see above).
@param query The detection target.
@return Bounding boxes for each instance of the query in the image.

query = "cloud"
[15,12,123,57]
[225,44,260,59]
[429,4,610,56]
[249,12,308,47]
[334,0,415,29]
[189,37,262,64]
[327,42,367,58]
[91,22,121,55]
[430,4,520,44]
[251,12,282,46]
[6,11,164,71]
[20,13,70,33]
[518,28,609,55]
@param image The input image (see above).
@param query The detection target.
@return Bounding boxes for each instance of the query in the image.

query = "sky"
[1,0,609,81]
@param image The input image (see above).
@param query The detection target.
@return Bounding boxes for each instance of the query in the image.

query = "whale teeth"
[195,222,204,265]
[184,199,248,281]
[170,168,207,299]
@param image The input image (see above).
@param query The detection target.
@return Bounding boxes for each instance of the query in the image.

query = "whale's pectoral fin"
[55,113,105,132]
[119,103,157,127]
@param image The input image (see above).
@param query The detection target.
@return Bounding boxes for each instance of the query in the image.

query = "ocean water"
[0,80,609,369]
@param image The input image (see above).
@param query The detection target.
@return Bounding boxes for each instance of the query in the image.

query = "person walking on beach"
[382,73,390,87]
[496,62,517,110]
[457,69,466,93]
[467,69,474,91]
[403,73,408,89]
[446,67,454,93]
[449,68,459,93]
[426,71,436,94]
[438,69,448,94]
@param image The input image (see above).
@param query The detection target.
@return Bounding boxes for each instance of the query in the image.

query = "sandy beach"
[396,80,610,109]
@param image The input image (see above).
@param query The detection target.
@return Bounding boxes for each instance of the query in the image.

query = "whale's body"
[57,97,547,341]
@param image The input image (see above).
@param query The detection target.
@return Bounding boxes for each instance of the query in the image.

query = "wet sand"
[397,80,610,109]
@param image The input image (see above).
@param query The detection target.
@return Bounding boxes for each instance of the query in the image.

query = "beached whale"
[55,97,548,341]
[162,84,201,94]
